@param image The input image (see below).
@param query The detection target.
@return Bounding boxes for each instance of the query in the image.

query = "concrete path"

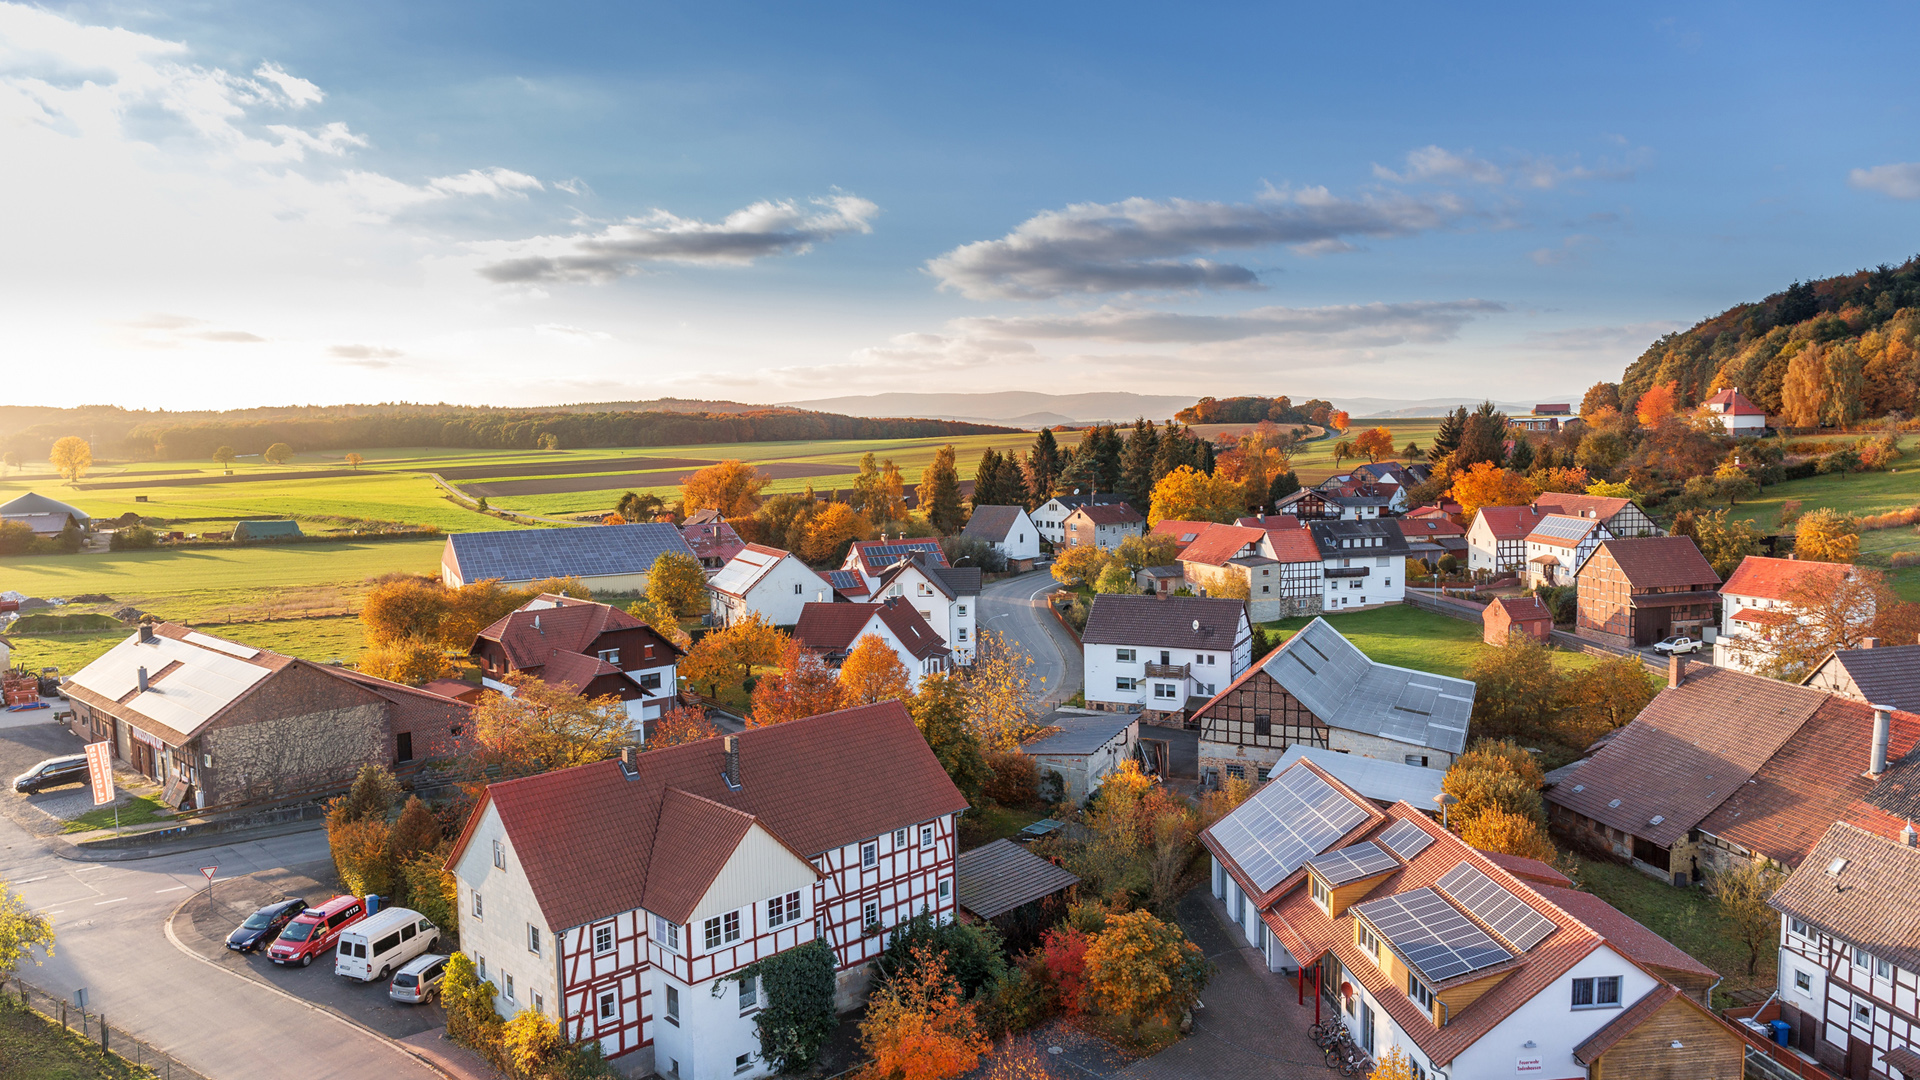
[978,570,1083,708]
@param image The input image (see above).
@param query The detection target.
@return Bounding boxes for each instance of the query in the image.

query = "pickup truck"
[1652,635,1704,655]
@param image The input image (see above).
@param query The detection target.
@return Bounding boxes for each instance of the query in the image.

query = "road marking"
[156,885,189,893]
[94,897,128,905]
[213,877,234,883]
[70,865,109,873]
[15,875,49,884]
[43,910,65,916]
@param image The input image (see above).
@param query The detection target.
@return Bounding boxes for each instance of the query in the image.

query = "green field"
[1262,604,1600,682]
[3,614,371,677]
[0,997,156,1079]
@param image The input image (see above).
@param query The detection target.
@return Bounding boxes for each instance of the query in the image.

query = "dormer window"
[1310,874,1330,911]
[1408,972,1435,1010]
[598,649,620,665]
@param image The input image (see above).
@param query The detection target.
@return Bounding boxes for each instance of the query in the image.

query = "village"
[3,386,1918,1080]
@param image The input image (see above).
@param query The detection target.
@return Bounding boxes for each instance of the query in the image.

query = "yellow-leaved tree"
[961,628,1043,750]
[48,435,91,483]
[680,613,788,698]
[1367,1046,1420,1080]
[1147,465,1243,525]
[1051,545,1112,588]
[470,674,630,780]
[681,459,769,517]
[1794,507,1860,563]
[802,501,869,564]
[1083,909,1212,1032]
[839,634,912,706]
[1449,462,1538,520]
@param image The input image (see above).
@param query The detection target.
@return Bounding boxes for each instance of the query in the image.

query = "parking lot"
[0,699,163,835]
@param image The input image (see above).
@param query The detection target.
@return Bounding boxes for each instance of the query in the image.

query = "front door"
[1360,1001,1375,1054]
[1794,1006,1817,1054]
[1848,1035,1872,1080]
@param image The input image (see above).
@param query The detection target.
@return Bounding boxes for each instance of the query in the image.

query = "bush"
[737,939,838,1073]
[983,751,1039,808]
[1893,552,1920,568]
[1082,910,1212,1032]
[940,533,1008,573]
[0,519,34,555]
[879,911,1008,1000]
[109,525,159,550]
[1860,506,1920,531]
[980,964,1058,1038]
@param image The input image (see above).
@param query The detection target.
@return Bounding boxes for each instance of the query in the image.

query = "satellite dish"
[1191,619,1201,631]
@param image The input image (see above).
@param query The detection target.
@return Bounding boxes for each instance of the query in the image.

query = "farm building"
[1484,595,1554,645]
[232,519,302,541]
[1020,709,1140,803]
[440,523,697,593]
[1270,744,1445,812]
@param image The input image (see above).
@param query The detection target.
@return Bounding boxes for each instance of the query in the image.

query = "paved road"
[978,570,1083,708]
[0,720,440,1080]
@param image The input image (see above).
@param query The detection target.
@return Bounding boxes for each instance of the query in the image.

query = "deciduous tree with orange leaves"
[1329,410,1351,433]
[1351,426,1395,463]
[681,459,769,517]
[1449,461,1538,520]
[751,638,843,725]
[1633,381,1680,427]
[1083,909,1212,1032]
[648,704,719,747]
[839,633,912,705]
[680,613,788,697]
[858,945,989,1080]
[802,501,870,564]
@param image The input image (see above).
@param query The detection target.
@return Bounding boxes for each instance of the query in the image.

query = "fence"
[1,974,208,1080]
[1402,590,1485,622]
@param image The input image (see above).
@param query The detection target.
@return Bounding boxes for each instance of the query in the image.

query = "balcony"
[1145,662,1190,679]
[1325,566,1370,579]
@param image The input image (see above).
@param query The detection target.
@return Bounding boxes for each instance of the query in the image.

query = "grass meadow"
[1260,604,1602,682]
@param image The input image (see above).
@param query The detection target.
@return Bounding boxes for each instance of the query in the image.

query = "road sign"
[83,741,114,807]
[201,866,218,883]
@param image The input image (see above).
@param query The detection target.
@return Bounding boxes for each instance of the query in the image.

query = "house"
[1273,487,1336,520]
[1511,412,1576,432]
[1175,523,1272,604]
[1020,709,1141,803]
[470,595,683,733]
[1575,536,1721,649]
[863,552,980,665]
[1236,512,1304,531]
[820,569,871,602]
[1032,494,1131,546]
[1204,759,1744,1080]
[1700,387,1768,436]
[840,538,946,591]
[1319,481,1405,518]
[792,599,951,688]
[1522,513,1613,589]
[680,514,745,571]
[1389,515,1468,570]
[1351,461,1430,488]
[1135,564,1185,594]
[1150,519,1216,554]
[1547,658,1920,885]
[1310,519,1409,611]
[0,492,89,532]
[708,545,828,628]
[1061,502,1144,551]
[1190,616,1474,782]
[1484,595,1555,645]
[1804,640,1920,712]
[1271,745,1445,811]
[1080,594,1252,717]
[959,505,1041,565]
[441,523,698,594]
[444,703,968,1080]
[1466,505,1549,576]
[1535,403,1572,416]
[62,623,469,809]
[1715,555,1864,673]
[1534,492,1664,539]
[1769,821,1920,1078]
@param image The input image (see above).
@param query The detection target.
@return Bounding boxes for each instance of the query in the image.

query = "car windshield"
[392,974,418,988]
[278,921,316,942]
[242,912,276,929]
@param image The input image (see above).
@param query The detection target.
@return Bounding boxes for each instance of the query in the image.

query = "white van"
[334,907,441,982]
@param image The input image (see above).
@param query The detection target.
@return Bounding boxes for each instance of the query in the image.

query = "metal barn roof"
[1262,618,1474,755]
[445,523,695,584]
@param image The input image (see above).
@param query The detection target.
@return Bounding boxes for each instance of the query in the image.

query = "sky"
[3,1,1919,411]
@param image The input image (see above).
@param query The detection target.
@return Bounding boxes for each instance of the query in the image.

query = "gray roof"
[1081,593,1248,649]
[1024,710,1136,756]
[929,564,982,597]
[1542,758,1590,789]
[445,523,696,584]
[1041,494,1129,510]
[1141,564,1184,578]
[1815,644,1920,713]
[961,505,1026,542]
[0,491,89,522]
[233,519,302,539]
[1275,746,1447,807]
[955,839,1082,919]
[1262,617,1474,754]
[1770,822,1920,974]
[1309,520,1411,557]
[1526,513,1604,545]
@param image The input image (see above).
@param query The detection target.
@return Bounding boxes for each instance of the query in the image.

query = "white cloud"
[112,313,266,348]
[957,299,1504,347]
[1373,146,1505,185]
[1528,234,1596,265]
[327,343,404,360]
[1849,163,1920,200]
[926,187,1467,300]
[535,323,612,342]
[253,63,324,108]
[470,195,880,284]
[430,168,544,198]
[1373,145,1640,190]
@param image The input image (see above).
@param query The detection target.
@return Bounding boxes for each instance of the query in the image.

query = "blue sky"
[3,1,1918,410]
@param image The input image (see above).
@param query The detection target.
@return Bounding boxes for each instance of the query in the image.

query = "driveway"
[978,570,1083,708]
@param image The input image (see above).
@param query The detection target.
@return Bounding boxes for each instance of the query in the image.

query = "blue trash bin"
[366,894,382,915]
[1770,1019,1791,1047]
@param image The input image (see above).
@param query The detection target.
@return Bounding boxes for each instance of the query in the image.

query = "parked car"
[13,754,88,794]
[267,895,365,967]
[226,897,309,953]
[1652,635,1703,655]
[389,953,449,1004]
[335,907,440,983]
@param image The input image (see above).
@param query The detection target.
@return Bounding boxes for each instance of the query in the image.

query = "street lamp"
[1434,792,1459,830]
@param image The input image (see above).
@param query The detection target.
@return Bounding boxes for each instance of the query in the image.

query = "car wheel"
[300,952,313,968]
[378,965,390,981]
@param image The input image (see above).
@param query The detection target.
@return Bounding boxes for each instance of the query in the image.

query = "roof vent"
[1649,815,1665,826]
[137,666,149,693]
[1608,799,1622,808]
[1826,857,1848,877]
[533,614,542,632]
[1871,705,1894,777]
[1571,784,1584,793]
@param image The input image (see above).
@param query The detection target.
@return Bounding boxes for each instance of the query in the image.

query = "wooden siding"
[1588,993,1744,1080]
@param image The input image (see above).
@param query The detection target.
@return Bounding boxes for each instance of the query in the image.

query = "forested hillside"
[1621,256,1920,422]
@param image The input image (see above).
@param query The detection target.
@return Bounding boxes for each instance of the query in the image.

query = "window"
[1159,650,1171,665]
[863,900,880,929]
[703,915,729,950]
[735,1054,752,1073]
[1311,874,1330,909]
[665,985,680,1024]
[654,916,680,951]
[532,990,544,1015]
[638,672,662,691]
[957,628,968,643]
[1116,677,1137,691]
[1154,683,1178,700]
[724,911,740,943]
[958,603,969,617]
[1854,1001,1873,1027]
[473,891,484,919]
[598,990,617,1021]
[1854,946,1872,970]
[1254,714,1271,736]
[862,842,878,868]
[598,648,620,664]
[477,955,487,981]
[1116,648,1136,662]
[938,878,953,902]
[493,839,506,870]
[892,828,908,847]
[793,583,802,594]
[1572,976,1622,1009]
[768,891,802,928]
[1876,957,1893,979]
[528,925,542,955]
[1357,923,1380,961]
[1405,754,1429,767]
[1408,971,1435,1010]
[504,973,516,1001]
[739,976,758,1012]
[1225,763,1246,780]
[1794,970,1811,993]
[594,924,614,955]
[920,825,934,848]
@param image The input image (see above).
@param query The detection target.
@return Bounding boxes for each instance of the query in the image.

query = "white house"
[864,552,981,665]
[1080,594,1252,716]
[1033,494,1131,547]
[841,538,947,591]
[708,544,829,628]
[1700,387,1769,436]
[446,704,968,1080]
[1466,505,1548,576]
[1309,519,1408,611]
[959,505,1041,565]
[792,599,952,688]
[1521,513,1613,589]
[1715,555,1865,672]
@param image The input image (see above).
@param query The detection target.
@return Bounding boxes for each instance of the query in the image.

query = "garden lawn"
[1722,445,1920,599]
[0,997,157,1079]
[4,615,370,675]
[958,805,1048,851]
[63,794,168,833]
[1261,604,1600,682]
[0,469,507,534]
[1574,857,1772,1004]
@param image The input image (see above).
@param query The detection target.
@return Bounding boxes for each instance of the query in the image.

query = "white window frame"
[597,648,620,665]
[504,972,516,1002]
[528,924,542,956]
[920,824,934,848]
[493,839,506,870]
[1794,969,1812,993]
[598,990,618,1021]
[863,900,880,928]
[893,828,907,847]
[473,891,484,919]
[862,842,878,868]
[1116,648,1136,662]
[1854,1001,1874,1027]
[739,975,758,1012]
[593,923,614,955]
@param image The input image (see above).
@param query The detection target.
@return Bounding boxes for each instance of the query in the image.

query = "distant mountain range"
[775,391,1572,426]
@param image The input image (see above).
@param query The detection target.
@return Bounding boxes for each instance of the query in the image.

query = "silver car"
[388,953,449,1004]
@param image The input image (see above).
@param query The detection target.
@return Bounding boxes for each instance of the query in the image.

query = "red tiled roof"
[1529,554,1561,566]
[1478,850,1572,887]
[1533,885,1716,980]
[1264,525,1322,564]
[419,679,482,703]
[1177,524,1269,567]
[1149,520,1214,551]
[537,649,622,694]
[1732,607,1790,626]
[1722,556,1849,602]
[1490,596,1553,623]
[1768,822,1920,974]
[1392,517,1465,539]
[476,601,645,670]
[1236,514,1303,531]
[321,665,475,731]
[1474,505,1549,540]
[1703,387,1765,416]
[1532,492,1634,523]
[845,538,947,577]
[1594,536,1720,590]
[792,598,948,659]
[448,701,969,932]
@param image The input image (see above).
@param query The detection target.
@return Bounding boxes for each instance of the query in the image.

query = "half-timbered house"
[470,595,682,733]
[445,702,968,1080]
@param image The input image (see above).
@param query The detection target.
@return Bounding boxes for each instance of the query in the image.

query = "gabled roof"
[1549,666,1826,848]
[1273,745,1445,808]
[1810,643,1920,713]
[844,539,946,578]
[960,505,1028,543]
[641,788,814,926]
[1525,513,1603,548]
[955,839,1081,920]
[1080,594,1247,650]
[1039,493,1128,511]
[822,569,870,599]
[709,543,800,598]
[446,523,696,584]
[681,518,745,561]
[448,701,969,932]
[63,623,295,742]
[1392,516,1465,539]
[872,551,979,600]
[1149,519,1214,550]
[1023,710,1137,756]
[1533,885,1714,980]
[1236,514,1303,531]
[1263,525,1322,564]
[1592,536,1720,590]
[1473,505,1549,541]
[1068,503,1144,526]
[792,598,949,660]
[1721,555,1849,601]
[1770,822,1920,973]
[475,600,657,671]
[1532,492,1636,524]
[1571,985,1685,1066]
[1702,387,1766,416]
[1489,596,1553,623]
[1176,524,1269,567]
[1309,519,1411,557]
[1479,852,1573,888]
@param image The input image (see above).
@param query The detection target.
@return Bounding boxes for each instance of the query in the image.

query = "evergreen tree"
[1090,425,1124,493]
[1507,435,1535,473]
[1118,419,1160,509]
[918,445,965,534]
[972,449,1012,508]
[1151,421,1194,483]
[1198,438,1216,475]
[1267,470,1300,508]
[1428,406,1467,463]
[1025,429,1062,501]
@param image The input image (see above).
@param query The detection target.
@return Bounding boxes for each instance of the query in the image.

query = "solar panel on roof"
[1378,819,1435,861]
[1209,765,1370,892]
[1393,684,1439,716]
[1435,864,1557,952]
[1353,887,1513,984]
[1304,841,1400,886]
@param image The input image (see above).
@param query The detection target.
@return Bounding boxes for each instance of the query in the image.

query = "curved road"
[978,570,1083,709]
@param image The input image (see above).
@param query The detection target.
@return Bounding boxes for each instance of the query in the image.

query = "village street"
[977,570,1084,708]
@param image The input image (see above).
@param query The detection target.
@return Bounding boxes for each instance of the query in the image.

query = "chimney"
[723,735,740,789]
[1668,653,1686,689]
[1860,638,1879,650]
[138,622,154,644]
[137,666,149,692]
[1871,705,1893,777]
[1905,822,1917,848]
[619,746,637,776]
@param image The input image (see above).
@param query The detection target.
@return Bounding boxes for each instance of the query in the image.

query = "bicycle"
[1322,1024,1357,1068]
[1308,1018,1343,1046]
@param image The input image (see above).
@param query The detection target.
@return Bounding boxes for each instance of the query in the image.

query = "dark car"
[13,755,89,795]
[227,898,310,953]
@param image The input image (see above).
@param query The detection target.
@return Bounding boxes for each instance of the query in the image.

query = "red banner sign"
[84,741,114,807]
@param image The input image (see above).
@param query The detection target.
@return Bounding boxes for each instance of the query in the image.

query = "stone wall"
[202,701,387,804]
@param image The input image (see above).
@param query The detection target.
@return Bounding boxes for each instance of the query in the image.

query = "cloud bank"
[1850,163,1920,200]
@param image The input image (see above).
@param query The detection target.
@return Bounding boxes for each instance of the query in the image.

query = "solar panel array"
[1378,818,1435,861]
[1305,841,1400,886]
[1209,766,1370,891]
[1352,888,1513,984]
[860,541,943,562]
[1436,864,1558,952]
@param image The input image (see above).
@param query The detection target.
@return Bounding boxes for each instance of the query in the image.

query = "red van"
[267,895,365,967]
